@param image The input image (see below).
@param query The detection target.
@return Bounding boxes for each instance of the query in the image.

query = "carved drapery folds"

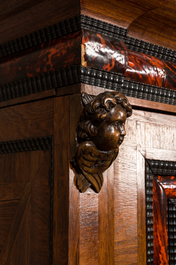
[72,91,132,193]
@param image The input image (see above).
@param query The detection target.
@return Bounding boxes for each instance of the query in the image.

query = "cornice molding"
[0,15,175,64]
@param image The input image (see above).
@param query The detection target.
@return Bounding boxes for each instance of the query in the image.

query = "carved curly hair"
[77,91,132,142]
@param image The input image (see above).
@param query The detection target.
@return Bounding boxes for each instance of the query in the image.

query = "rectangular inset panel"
[0,137,53,265]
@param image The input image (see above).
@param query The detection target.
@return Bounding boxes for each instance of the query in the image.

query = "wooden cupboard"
[0,1,176,264]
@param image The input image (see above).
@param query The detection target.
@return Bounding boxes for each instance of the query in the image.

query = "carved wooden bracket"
[72,91,132,193]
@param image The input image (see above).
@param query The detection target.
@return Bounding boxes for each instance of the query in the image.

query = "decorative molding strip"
[145,159,176,264]
[147,159,176,176]
[82,30,176,90]
[0,16,80,58]
[0,66,176,106]
[49,137,54,265]
[71,91,132,193]
[0,15,175,64]
[168,199,176,265]
[0,66,80,102]
[79,67,176,105]
[80,15,128,41]
[145,162,154,264]
[0,136,52,153]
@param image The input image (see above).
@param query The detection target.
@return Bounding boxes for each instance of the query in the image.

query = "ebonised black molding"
[0,136,52,153]
[145,162,154,265]
[0,15,176,64]
[0,66,176,106]
[49,137,54,265]
[145,159,176,265]
[168,199,176,265]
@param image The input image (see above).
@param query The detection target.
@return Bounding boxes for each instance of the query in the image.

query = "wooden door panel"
[0,99,53,142]
[0,141,53,265]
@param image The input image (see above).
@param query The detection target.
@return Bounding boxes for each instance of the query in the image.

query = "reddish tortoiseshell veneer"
[153,175,176,265]
[82,31,176,90]
[1,29,176,92]
[0,31,81,86]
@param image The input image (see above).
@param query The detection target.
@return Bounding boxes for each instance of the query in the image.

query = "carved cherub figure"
[72,91,132,193]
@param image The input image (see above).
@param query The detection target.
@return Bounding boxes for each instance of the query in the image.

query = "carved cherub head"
[77,91,132,151]
[73,91,132,193]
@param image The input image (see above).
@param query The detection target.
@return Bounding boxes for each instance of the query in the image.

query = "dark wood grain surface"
[81,0,176,50]
[0,99,53,142]
[0,0,80,45]
[0,0,175,52]
[0,148,52,264]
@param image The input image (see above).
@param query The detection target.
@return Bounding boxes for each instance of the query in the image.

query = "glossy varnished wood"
[53,96,70,265]
[81,0,176,50]
[0,0,80,45]
[0,32,81,86]
[0,99,53,142]
[128,1,176,50]
[0,148,52,264]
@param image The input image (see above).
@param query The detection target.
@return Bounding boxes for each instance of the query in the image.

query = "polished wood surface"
[128,2,176,50]
[0,150,51,264]
[0,0,175,52]
[82,30,176,90]
[0,99,54,264]
[0,31,81,86]
[81,0,176,50]
[0,0,80,45]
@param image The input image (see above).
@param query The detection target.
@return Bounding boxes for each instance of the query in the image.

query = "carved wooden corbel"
[72,91,132,193]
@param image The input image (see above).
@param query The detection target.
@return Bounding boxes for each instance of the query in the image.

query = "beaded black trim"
[168,199,176,264]
[79,67,176,105]
[0,66,176,106]
[145,159,176,264]
[145,161,154,264]
[0,136,52,153]
[49,137,54,265]
[0,15,176,63]
[0,16,80,58]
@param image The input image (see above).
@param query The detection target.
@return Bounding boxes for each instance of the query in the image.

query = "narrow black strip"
[0,136,52,153]
[168,199,176,265]
[49,136,54,265]
[0,16,80,58]
[145,161,154,264]
[0,15,176,64]
[147,160,176,176]
[0,66,176,106]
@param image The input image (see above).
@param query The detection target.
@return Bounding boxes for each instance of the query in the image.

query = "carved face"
[92,104,127,151]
